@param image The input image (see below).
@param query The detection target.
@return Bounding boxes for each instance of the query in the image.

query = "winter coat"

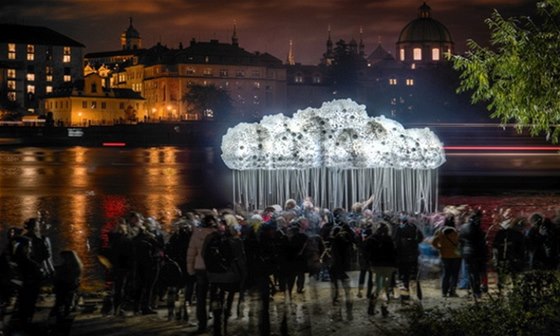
[493,228,525,262]
[394,223,423,263]
[328,225,356,274]
[432,226,461,259]
[365,233,396,268]
[186,226,215,274]
[304,234,325,274]
[459,222,487,260]
[285,232,308,273]
[108,231,134,271]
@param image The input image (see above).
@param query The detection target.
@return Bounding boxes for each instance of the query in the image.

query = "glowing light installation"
[221,99,446,212]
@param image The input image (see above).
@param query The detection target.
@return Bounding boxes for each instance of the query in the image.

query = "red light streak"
[444,146,560,151]
[102,142,126,147]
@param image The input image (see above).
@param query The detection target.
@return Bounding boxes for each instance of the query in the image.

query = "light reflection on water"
[0,146,229,290]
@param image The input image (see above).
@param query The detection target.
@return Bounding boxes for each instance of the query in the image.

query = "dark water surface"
[0,146,231,289]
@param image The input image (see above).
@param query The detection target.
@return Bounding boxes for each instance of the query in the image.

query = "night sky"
[1,0,535,64]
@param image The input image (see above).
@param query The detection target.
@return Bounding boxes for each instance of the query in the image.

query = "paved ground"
[7,272,487,336]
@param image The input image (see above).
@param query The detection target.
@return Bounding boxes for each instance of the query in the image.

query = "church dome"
[397,3,453,44]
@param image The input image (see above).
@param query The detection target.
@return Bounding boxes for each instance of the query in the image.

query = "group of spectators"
[1,201,560,336]
[432,205,560,300]
[0,212,83,335]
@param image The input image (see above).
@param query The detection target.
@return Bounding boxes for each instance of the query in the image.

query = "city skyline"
[1,0,534,64]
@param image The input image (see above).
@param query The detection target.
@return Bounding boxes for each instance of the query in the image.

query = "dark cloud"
[0,0,536,63]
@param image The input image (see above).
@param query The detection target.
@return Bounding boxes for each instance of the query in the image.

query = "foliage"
[383,271,560,336]
[452,0,560,142]
[183,84,233,120]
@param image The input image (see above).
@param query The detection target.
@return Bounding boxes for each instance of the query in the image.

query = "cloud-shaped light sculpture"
[221,99,446,213]
[221,99,445,170]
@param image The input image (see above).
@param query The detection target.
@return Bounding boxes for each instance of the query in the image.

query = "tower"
[232,22,239,47]
[287,40,295,65]
[120,17,142,50]
[323,25,334,65]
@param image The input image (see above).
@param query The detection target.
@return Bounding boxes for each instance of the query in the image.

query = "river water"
[0,146,231,289]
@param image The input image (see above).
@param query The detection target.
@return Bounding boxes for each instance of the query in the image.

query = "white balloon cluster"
[221,99,446,171]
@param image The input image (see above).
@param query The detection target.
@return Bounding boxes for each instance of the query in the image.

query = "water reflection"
[0,146,225,289]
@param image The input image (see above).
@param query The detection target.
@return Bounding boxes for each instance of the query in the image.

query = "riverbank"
[0,121,232,148]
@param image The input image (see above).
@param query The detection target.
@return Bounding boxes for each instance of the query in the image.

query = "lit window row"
[388,78,414,86]
[7,44,71,62]
[399,47,448,62]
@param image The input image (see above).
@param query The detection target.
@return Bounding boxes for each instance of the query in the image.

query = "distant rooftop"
[0,23,85,47]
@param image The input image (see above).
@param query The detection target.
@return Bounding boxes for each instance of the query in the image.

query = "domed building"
[120,17,142,50]
[396,2,453,66]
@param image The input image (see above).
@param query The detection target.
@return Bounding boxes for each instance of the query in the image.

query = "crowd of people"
[1,200,560,336]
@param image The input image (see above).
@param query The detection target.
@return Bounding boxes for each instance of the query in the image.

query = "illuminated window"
[294,75,303,83]
[64,75,71,82]
[63,46,71,62]
[46,66,53,82]
[389,78,397,85]
[254,82,260,89]
[7,69,16,78]
[46,86,53,94]
[203,68,212,76]
[432,48,440,61]
[91,101,97,109]
[7,92,16,101]
[82,101,87,108]
[27,85,35,94]
[185,67,195,75]
[219,69,228,77]
[27,73,35,81]
[313,76,321,84]
[411,63,416,70]
[7,80,16,90]
[413,48,422,61]
[406,79,414,86]
[27,44,34,61]
[8,43,16,59]
[399,48,405,61]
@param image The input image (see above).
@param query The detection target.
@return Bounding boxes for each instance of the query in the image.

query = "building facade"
[0,24,84,115]
[42,72,145,126]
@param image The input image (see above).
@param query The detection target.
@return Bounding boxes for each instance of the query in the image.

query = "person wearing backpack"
[186,214,218,334]
[203,217,246,336]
